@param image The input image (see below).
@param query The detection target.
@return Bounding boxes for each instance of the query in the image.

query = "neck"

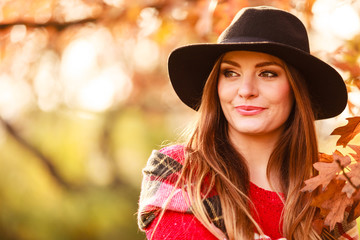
[228,128,282,191]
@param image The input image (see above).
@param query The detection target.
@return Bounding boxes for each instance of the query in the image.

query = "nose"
[237,74,258,99]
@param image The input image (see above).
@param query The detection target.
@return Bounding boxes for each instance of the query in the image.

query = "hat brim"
[168,42,347,120]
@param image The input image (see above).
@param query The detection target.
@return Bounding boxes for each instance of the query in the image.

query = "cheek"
[217,81,228,103]
[274,85,294,113]
[273,79,291,98]
[264,82,293,110]
[218,80,236,103]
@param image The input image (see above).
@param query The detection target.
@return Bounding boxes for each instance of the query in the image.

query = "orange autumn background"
[0,0,360,239]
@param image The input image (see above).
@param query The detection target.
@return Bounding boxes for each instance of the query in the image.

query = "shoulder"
[142,145,185,180]
[158,144,185,164]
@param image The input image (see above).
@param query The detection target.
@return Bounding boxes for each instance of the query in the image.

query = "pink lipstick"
[235,105,266,116]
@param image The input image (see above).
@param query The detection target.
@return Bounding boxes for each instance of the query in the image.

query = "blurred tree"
[0,0,359,239]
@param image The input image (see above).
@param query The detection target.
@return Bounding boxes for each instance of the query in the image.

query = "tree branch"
[0,118,73,190]
[0,18,97,30]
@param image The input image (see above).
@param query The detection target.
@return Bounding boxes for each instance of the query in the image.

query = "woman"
[138,6,358,240]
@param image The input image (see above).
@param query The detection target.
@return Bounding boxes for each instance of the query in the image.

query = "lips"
[235,105,266,116]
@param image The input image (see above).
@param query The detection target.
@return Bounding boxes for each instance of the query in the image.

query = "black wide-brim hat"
[168,6,347,120]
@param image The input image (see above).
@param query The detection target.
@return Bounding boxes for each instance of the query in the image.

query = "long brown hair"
[179,53,320,239]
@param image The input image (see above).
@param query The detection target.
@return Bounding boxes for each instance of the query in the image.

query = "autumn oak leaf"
[348,144,360,162]
[321,192,353,230]
[311,218,325,235]
[331,117,360,147]
[311,180,345,209]
[338,162,360,197]
[311,179,352,230]
[318,152,334,163]
[301,153,351,192]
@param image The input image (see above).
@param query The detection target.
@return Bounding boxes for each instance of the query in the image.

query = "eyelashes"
[222,69,238,78]
[259,70,278,78]
[220,69,279,78]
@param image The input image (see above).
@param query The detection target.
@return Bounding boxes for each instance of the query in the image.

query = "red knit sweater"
[145,183,284,239]
[145,146,284,239]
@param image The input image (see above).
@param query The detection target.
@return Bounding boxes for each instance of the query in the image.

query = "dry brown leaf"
[305,118,360,231]
[311,179,352,230]
[331,117,360,147]
[348,144,360,162]
[340,180,358,198]
[338,162,360,197]
[302,174,329,193]
[321,193,353,230]
[333,152,351,167]
[311,179,345,216]
[311,217,325,235]
[318,152,334,163]
[301,153,350,192]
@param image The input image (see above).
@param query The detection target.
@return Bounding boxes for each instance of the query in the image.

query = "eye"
[222,69,239,78]
[259,71,278,78]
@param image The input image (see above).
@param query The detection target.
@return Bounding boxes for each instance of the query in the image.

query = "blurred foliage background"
[0,0,359,239]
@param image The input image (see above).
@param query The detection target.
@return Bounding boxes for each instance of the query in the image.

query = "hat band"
[218,36,268,44]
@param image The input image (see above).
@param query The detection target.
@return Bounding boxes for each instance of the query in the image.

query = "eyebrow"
[221,60,284,69]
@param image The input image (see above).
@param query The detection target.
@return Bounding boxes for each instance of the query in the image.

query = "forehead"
[222,51,284,65]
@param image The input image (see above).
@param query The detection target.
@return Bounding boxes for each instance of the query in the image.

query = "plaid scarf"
[137,147,359,240]
[137,149,225,232]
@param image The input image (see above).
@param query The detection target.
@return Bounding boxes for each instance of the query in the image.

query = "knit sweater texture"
[144,145,284,239]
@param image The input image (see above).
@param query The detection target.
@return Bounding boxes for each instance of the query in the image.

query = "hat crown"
[218,6,310,53]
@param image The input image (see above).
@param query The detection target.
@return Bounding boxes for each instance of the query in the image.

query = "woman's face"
[217,51,294,139]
